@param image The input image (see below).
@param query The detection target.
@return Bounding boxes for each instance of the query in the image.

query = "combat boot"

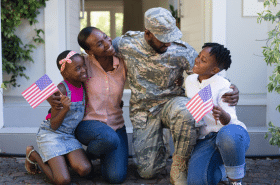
[170,155,189,185]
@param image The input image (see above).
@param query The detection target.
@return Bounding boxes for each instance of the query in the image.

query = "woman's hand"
[47,91,63,110]
[221,84,239,106]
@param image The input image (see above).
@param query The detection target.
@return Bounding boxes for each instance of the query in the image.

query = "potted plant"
[257,0,280,147]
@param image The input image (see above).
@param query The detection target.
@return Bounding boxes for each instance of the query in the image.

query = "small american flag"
[186,84,214,123]
[22,74,59,109]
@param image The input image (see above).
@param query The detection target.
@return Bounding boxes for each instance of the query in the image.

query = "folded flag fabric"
[22,74,59,109]
[186,84,214,123]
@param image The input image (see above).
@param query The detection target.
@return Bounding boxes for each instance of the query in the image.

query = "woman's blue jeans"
[187,124,250,185]
[75,120,128,184]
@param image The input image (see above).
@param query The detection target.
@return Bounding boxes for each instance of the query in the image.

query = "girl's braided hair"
[202,43,232,71]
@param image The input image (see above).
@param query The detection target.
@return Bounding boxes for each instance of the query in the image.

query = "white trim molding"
[239,93,267,105]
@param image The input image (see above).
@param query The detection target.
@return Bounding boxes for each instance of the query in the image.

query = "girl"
[185,43,250,185]
[25,50,92,185]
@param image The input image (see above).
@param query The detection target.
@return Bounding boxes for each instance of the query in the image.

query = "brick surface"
[0,156,280,184]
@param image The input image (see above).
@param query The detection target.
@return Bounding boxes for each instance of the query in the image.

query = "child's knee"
[216,125,239,150]
[54,176,71,185]
[75,163,92,177]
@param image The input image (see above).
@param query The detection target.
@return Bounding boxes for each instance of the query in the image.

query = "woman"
[48,27,128,184]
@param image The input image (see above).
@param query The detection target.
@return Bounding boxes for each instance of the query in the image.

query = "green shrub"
[1,0,48,87]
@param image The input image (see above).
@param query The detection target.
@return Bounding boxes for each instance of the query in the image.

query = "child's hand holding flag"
[22,74,59,109]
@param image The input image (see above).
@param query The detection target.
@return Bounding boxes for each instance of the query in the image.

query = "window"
[80,1,123,39]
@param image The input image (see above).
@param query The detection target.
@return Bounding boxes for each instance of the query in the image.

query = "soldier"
[113,7,239,185]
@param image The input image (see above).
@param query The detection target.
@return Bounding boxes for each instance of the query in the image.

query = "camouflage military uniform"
[113,31,201,178]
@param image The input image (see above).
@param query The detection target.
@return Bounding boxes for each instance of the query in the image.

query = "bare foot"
[25,146,41,174]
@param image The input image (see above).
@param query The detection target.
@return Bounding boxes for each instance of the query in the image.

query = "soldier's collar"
[140,35,157,56]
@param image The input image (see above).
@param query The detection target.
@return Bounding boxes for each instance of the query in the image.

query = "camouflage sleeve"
[174,40,198,71]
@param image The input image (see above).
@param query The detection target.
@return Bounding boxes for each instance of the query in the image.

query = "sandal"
[25,148,39,175]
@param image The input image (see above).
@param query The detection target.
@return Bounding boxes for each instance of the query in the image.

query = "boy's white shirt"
[185,74,247,139]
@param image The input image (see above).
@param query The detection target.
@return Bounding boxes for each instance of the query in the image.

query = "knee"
[53,176,71,185]
[73,163,92,177]
[216,125,241,150]
[88,131,120,155]
[138,168,157,179]
[104,170,127,184]
[102,131,120,151]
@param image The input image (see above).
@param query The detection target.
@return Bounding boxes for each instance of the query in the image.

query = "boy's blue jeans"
[75,120,128,184]
[187,124,250,185]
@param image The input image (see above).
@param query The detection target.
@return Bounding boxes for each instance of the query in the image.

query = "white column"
[87,10,90,27]
[110,9,116,39]
[0,6,3,129]
[212,0,226,77]
[212,0,226,46]
[44,0,66,85]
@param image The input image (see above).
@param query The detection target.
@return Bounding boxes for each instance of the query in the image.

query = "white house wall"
[224,0,279,155]
[226,1,267,98]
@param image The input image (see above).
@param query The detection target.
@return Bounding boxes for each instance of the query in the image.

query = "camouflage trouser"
[132,96,199,179]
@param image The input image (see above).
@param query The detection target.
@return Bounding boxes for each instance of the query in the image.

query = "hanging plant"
[1,0,48,87]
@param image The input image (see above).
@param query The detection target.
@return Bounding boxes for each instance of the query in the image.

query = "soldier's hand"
[222,84,239,106]
[175,75,184,87]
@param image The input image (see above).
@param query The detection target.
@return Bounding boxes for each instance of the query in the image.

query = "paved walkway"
[0,156,280,185]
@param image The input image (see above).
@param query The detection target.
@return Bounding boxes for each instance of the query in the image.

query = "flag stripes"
[186,84,214,123]
[22,74,58,109]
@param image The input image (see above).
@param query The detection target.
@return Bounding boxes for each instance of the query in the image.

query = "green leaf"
[1,83,7,90]
[276,105,280,112]
[1,0,47,87]
[265,133,269,139]
[264,0,270,7]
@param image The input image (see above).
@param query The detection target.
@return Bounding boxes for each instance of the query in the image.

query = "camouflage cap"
[144,7,182,43]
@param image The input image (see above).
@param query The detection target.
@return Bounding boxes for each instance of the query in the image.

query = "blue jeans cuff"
[219,164,227,181]
[225,163,245,179]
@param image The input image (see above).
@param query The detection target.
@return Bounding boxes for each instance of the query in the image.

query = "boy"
[185,43,249,185]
